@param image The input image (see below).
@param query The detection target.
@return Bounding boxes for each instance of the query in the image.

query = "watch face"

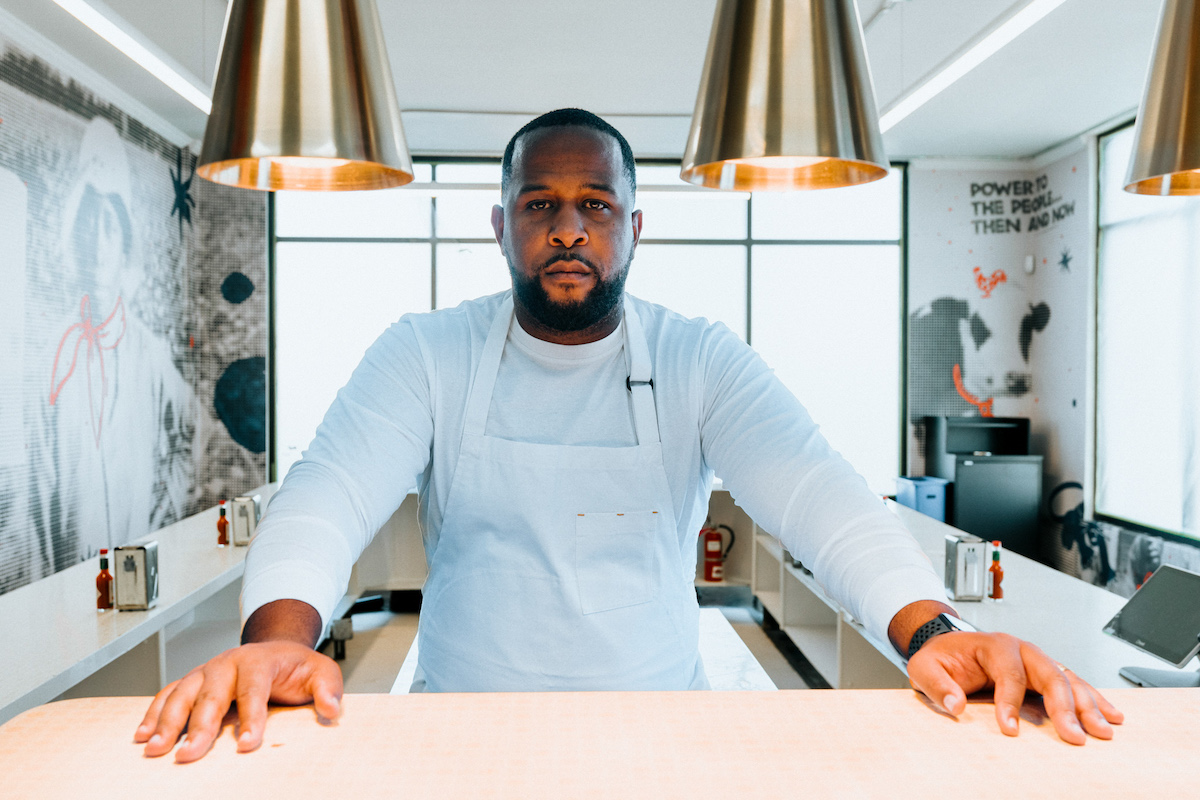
[944,614,977,634]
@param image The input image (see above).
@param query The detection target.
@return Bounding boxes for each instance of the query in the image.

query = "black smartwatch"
[907,613,978,660]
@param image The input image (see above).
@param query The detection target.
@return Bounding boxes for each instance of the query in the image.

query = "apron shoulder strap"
[623,299,660,446]
[462,293,514,437]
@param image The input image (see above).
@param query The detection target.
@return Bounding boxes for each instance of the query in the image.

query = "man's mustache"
[541,254,600,273]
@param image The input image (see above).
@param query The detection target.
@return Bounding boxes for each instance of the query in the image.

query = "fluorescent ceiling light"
[52,0,212,114]
[878,0,1070,132]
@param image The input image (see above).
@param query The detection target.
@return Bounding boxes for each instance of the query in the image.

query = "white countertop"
[0,484,276,723]
[887,500,1184,688]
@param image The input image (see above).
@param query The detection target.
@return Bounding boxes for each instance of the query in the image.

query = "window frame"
[1092,122,1200,544]
[267,158,910,488]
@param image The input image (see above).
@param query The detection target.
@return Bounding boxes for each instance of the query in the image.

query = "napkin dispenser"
[114,542,159,610]
[231,494,261,546]
[944,533,986,601]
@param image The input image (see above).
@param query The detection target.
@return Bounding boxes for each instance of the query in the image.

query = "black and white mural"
[0,38,267,595]
[907,155,1200,596]
[907,170,1063,428]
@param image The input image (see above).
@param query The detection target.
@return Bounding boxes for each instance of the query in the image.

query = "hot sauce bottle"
[988,540,1004,602]
[217,500,229,547]
[96,549,113,611]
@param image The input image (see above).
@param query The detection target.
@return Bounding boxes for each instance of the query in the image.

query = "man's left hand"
[906,631,1124,745]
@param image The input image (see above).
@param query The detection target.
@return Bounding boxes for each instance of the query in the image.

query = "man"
[136,109,1122,763]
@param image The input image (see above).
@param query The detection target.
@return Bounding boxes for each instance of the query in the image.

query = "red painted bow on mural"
[953,363,994,417]
[49,294,126,446]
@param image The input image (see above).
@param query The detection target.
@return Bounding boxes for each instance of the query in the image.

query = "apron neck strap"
[462,293,660,446]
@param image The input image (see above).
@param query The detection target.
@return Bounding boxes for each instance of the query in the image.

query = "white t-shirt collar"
[508,313,625,364]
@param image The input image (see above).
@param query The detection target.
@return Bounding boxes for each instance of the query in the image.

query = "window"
[273,163,905,493]
[1096,126,1200,540]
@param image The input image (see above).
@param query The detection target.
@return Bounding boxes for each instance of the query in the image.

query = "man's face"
[492,126,642,333]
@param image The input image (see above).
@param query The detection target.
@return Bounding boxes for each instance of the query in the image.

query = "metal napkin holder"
[114,541,159,610]
[944,532,987,602]
[231,494,262,546]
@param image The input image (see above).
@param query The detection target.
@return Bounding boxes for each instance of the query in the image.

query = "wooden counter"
[1,689,1193,798]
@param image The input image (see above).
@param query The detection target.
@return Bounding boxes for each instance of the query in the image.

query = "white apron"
[414,293,707,692]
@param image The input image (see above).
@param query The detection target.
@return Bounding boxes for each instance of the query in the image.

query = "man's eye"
[527,200,551,210]
[583,200,609,210]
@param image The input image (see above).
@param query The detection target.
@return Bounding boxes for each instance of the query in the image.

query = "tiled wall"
[0,36,267,595]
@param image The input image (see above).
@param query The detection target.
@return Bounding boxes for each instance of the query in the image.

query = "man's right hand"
[134,600,343,763]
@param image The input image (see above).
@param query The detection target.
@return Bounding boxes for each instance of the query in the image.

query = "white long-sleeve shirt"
[242,291,945,646]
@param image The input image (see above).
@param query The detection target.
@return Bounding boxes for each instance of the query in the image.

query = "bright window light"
[273,163,908,494]
[878,0,1070,132]
[52,0,212,114]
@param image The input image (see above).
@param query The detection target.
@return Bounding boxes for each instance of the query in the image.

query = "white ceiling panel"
[864,0,1022,109]
[0,0,1172,160]
[881,0,1161,158]
[376,0,716,117]
[101,0,226,86]
[0,0,207,142]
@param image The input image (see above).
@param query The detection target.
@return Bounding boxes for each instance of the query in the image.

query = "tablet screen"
[1103,565,1200,668]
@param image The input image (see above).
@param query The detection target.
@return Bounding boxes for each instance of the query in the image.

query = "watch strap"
[907,613,971,660]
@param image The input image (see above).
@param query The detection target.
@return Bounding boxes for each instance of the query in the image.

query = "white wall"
[1027,145,1092,493]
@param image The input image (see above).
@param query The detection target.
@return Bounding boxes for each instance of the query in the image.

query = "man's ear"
[491,204,505,249]
[631,208,643,248]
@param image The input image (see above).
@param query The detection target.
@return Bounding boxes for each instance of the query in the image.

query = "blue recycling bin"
[895,476,950,522]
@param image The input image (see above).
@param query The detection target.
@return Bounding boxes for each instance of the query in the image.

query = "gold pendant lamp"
[1125,0,1200,196]
[681,0,888,191]
[198,0,413,191]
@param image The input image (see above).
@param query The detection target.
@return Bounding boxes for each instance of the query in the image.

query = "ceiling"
[0,0,1167,160]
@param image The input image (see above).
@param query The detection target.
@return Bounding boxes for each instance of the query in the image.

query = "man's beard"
[508,251,632,332]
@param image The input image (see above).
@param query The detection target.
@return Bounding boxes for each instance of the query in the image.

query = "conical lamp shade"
[198,0,413,191]
[681,0,888,191]
[1125,0,1200,195]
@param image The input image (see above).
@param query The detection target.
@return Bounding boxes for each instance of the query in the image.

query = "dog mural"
[909,273,1051,420]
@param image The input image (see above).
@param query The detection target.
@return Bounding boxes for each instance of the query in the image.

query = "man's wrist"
[887,599,959,657]
[241,599,324,647]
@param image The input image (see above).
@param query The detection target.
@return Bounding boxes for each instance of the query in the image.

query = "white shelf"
[757,591,783,621]
[694,577,750,588]
[755,533,783,562]
[163,619,241,685]
[783,562,839,613]
[841,615,908,675]
[782,625,839,686]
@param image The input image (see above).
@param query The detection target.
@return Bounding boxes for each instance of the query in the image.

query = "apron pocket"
[575,511,658,615]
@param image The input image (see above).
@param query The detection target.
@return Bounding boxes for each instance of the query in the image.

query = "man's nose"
[548,207,588,248]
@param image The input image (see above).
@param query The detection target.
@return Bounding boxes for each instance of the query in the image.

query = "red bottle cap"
[100,548,108,554]
[219,499,226,505]
[992,540,1001,546]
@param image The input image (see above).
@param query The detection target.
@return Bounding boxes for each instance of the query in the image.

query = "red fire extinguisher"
[701,523,736,582]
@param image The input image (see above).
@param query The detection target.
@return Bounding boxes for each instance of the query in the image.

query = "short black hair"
[501,108,636,198]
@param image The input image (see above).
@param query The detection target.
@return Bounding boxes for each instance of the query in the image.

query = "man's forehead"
[509,127,625,185]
